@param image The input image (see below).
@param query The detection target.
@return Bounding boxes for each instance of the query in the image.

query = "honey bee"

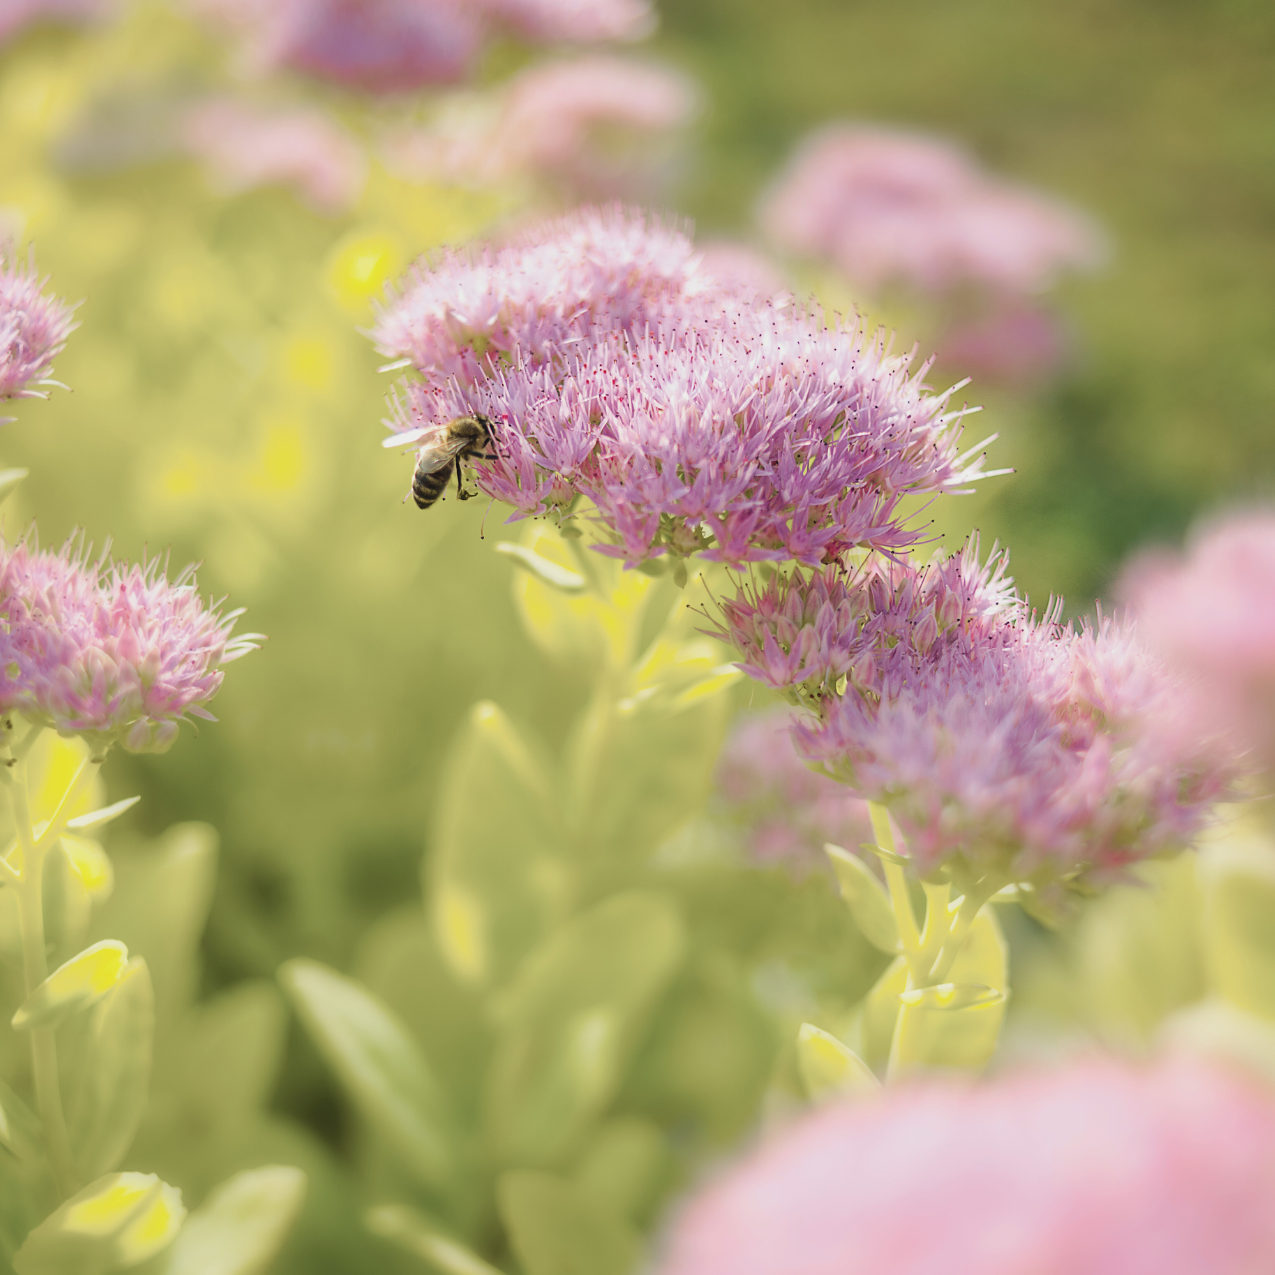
[386,414,498,510]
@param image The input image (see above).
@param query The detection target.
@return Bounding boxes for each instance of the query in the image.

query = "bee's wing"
[383,427,432,449]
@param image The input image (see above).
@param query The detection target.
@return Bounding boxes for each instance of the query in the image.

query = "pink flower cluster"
[1119,511,1275,783]
[760,125,1104,297]
[179,96,367,214]
[375,208,989,566]
[716,541,1226,888]
[1,246,76,405]
[191,0,653,94]
[397,56,697,200]
[0,539,259,753]
[659,1055,1275,1275]
[717,707,870,868]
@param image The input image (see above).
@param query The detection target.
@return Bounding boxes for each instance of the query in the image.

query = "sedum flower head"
[376,207,990,567]
[0,245,76,404]
[759,124,1105,297]
[717,707,870,868]
[658,1055,1275,1275]
[718,541,1226,891]
[0,539,260,753]
[1118,510,1275,783]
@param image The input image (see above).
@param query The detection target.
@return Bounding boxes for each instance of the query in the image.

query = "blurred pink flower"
[480,0,654,43]
[1119,511,1275,781]
[0,246,76,404]
[0,539,260,753]
[179,97,367,213]
[496,56,697,199]
[380,56,696,200]
[713,540,1228,890]
[717,707,870,867]
[658,1055,1275,1275]
[760,125,1104,297]
[0,0,111,43]
[375,207,991,566]
[936,300,1070,386]
[189,0,654,94]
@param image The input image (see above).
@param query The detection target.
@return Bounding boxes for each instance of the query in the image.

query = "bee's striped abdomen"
[412,458,455,510]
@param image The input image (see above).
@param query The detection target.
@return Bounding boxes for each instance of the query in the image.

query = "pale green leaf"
[14,1172,184,1275]
[365,1205,504,1275]
[796,1023,879,1100]
[429,701,567,987]
[0,468,29,504]
[12,940,128,1031]
[61,835,114,901]
[824,845,899,954]
[494,543,586,593]
[164,1166,306,1275]
[898,983,1002,1010]
[280,959,452,1189]
[66,798,140,833]
[485,892,684,1166]
[179,982,287,1128]
[68,958,155,1179]
[570,1118,668,1224]
[861,957,908,1074]
[497,1172,639,1275]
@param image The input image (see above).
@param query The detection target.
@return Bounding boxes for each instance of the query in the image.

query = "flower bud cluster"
[0,539,260,754]
[377,207,989,566]
[1,246,76,405]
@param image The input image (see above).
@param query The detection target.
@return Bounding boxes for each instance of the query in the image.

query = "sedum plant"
[0,251,309,1275]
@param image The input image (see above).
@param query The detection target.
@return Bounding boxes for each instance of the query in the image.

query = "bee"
[385,414,499,510]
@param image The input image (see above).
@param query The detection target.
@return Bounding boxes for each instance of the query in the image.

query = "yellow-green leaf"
[165,1165,306,1275]
[824,845,899,954]
[898,983,1003,1010]
[68,958,155,1180]
[12,940,128,1031]
[280,959,452,1189]
[365,1205,504,1275]
[61,835,114,901]
[66,798,140,834]
[14,1172,184,1275]
[494,543,586,593]
[497,1172,638,1275]
[796,1023,879,1100]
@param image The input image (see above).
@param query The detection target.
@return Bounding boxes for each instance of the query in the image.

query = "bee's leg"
[457,462,473,501]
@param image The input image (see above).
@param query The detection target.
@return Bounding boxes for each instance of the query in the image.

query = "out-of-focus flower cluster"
[189,0,654,94]
[375,207,990,566]
[179,96,368,213]
[381,55,698,201]
[715,540,1230,892]
[1120,510,1275,787]
[0,245,76,406]
[0,538,259,753]
[760,125,1104,298]
[716,707,870,869]
[658,1055,1275,1275]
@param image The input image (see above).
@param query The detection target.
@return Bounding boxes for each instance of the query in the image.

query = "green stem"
[868,803,925,979]
[2,745,84,1199]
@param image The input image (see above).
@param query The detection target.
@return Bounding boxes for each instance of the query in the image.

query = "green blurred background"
[0,0,1272,1225]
